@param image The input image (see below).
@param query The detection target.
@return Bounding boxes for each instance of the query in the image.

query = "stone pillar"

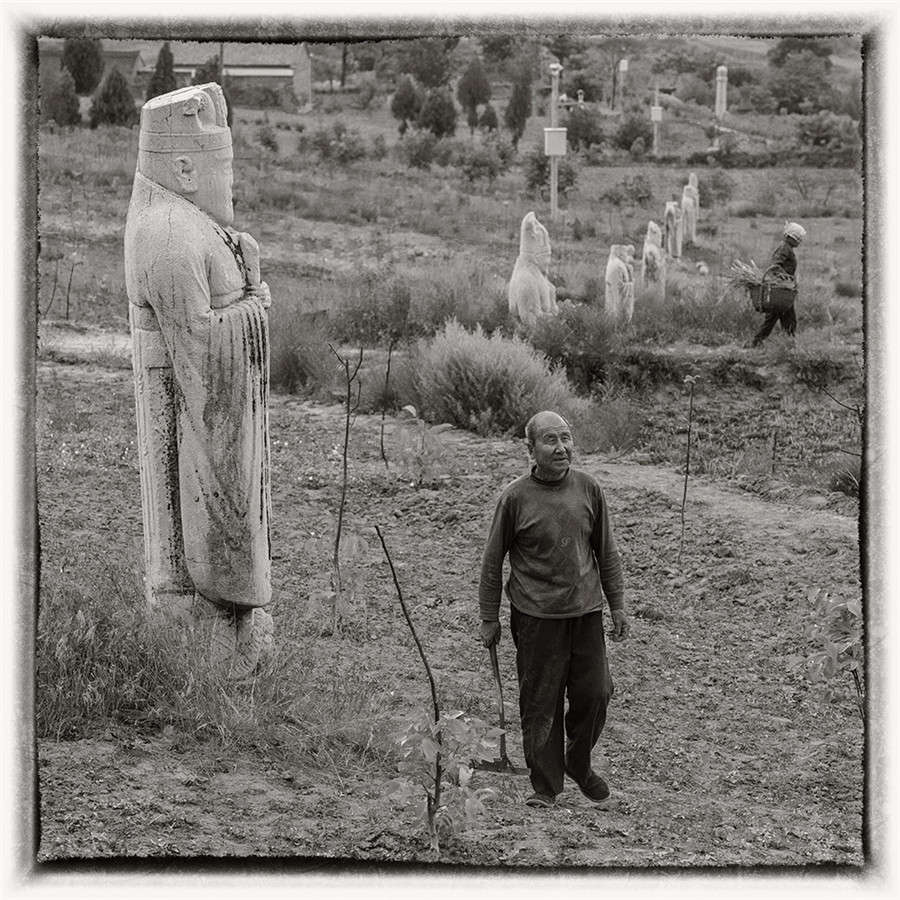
[715,65,728,119]
[295,42,313,112]
[682,183,699,245]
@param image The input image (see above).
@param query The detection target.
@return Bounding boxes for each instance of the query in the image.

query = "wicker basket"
[749,268,797,314]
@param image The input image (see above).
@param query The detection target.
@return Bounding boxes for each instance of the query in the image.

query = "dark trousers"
[752,304,797,345]
[510,607,613,798]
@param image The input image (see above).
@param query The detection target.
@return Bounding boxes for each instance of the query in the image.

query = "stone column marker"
[664,200,684,259]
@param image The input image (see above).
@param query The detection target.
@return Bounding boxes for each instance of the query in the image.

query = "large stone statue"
[640,220,666,299]
[124,84,273,675]
[604,244,634,325]
[508,211,558,328]
[664,200,684,258]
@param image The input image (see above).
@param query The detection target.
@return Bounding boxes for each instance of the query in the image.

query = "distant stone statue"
[715,65,728,119]
[604,244,634,325]
[664,200,683,258]
[688,172,700,210]
[681,183,699,245]
[640,220,666,298]
[124,83,274,675]
[508,211,558,328]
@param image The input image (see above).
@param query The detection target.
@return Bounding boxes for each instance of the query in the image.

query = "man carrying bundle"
[751,221,807,347]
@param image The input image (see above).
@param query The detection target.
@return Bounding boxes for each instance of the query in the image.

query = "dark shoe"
[565,764,610,804]
[525,792,556,809]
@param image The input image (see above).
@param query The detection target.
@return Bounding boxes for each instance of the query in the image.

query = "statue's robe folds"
[605,246,634,325]
[124,172,271,610]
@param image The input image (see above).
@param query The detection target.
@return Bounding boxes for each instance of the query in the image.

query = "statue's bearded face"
[190,145,234,226]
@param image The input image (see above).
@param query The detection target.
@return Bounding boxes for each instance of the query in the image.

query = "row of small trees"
[43,39,229,129]
[390,54,534,149]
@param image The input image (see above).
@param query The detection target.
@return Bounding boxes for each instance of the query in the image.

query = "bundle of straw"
[727,258,794,293]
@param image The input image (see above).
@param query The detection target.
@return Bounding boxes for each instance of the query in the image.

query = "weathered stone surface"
[640,220,666,298]
[682,183,699,245]
[508,211,558,328]
[124,83,273,674]
[604,244,634,325]
[664,201,684,259]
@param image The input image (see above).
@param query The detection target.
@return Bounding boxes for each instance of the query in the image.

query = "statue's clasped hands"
[234,231,271,309]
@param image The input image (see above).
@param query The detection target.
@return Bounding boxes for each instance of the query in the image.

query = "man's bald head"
[525,411,570,447]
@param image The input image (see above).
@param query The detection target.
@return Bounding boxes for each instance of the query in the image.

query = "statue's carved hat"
[139,83,230,153]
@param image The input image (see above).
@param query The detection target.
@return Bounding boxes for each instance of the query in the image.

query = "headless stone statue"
[604,244,634,325]
[681,183,699,245]
[124,83,273,675]
[640,220,666,298]
[508,211,558,328]
[664,200,683,258]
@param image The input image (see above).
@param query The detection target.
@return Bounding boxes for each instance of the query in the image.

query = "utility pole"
[651,84,663,157]
[545,62,566,221]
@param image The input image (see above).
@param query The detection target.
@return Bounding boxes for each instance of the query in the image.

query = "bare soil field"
[36,353,863,868]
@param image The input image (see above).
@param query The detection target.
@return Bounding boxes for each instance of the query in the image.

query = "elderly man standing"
[751,221,807,347]
[478,411,630,809]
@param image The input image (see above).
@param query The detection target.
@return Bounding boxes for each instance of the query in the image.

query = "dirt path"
[35,363,864,868]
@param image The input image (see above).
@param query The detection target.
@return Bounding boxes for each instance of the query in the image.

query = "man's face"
[190,145,234,226]
[529,415,574,481]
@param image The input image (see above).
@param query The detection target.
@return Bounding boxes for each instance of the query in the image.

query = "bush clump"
[527,300,617,391]
[413,319,576,437]
[399,129,438,169]
[522,143,578,197]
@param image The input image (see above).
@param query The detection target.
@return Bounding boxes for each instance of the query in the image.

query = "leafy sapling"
[375,525,499,857]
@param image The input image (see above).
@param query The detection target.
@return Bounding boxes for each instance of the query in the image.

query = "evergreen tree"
[43,68,82,126]
[191,55,233,126]
[89,68,137,128]
[457,55,491,135]
[61,37,104,95]
[390,74,422,135]
[400,38,455,88]
[146,42,177,101]
[503,61,532,149]
[418,87,457,139]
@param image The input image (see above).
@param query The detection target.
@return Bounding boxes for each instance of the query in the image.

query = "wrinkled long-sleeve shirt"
[770,239,797,280]
[479,468,624,622]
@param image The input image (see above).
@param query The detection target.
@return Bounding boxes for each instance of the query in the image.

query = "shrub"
[527,301,617,391]
[42,68,81,126]
[309,120,367,164]
[457,141,505,185]
[697,169,735,207]
[269,305,338,396]
[432,138,463,168]
[391,74,423,134]
[561,393,645,454]
[522,143,578,196]
[794,111,861,167]
[418,87,458,139]
[613,112,653,152]
[622,173,653,206]
[629,136,647,159]
[257,122,279,153]
[371,133,388,160]
[413,320,576,437]
[89,69,138,128]
[565,106,604,150]
[400,130,438,169]
[478,103,499,133]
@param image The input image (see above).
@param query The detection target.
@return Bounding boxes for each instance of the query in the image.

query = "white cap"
[783,221,807,242]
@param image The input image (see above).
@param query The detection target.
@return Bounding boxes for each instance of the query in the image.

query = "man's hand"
[479,620,501,648]
[610,609,630,642]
